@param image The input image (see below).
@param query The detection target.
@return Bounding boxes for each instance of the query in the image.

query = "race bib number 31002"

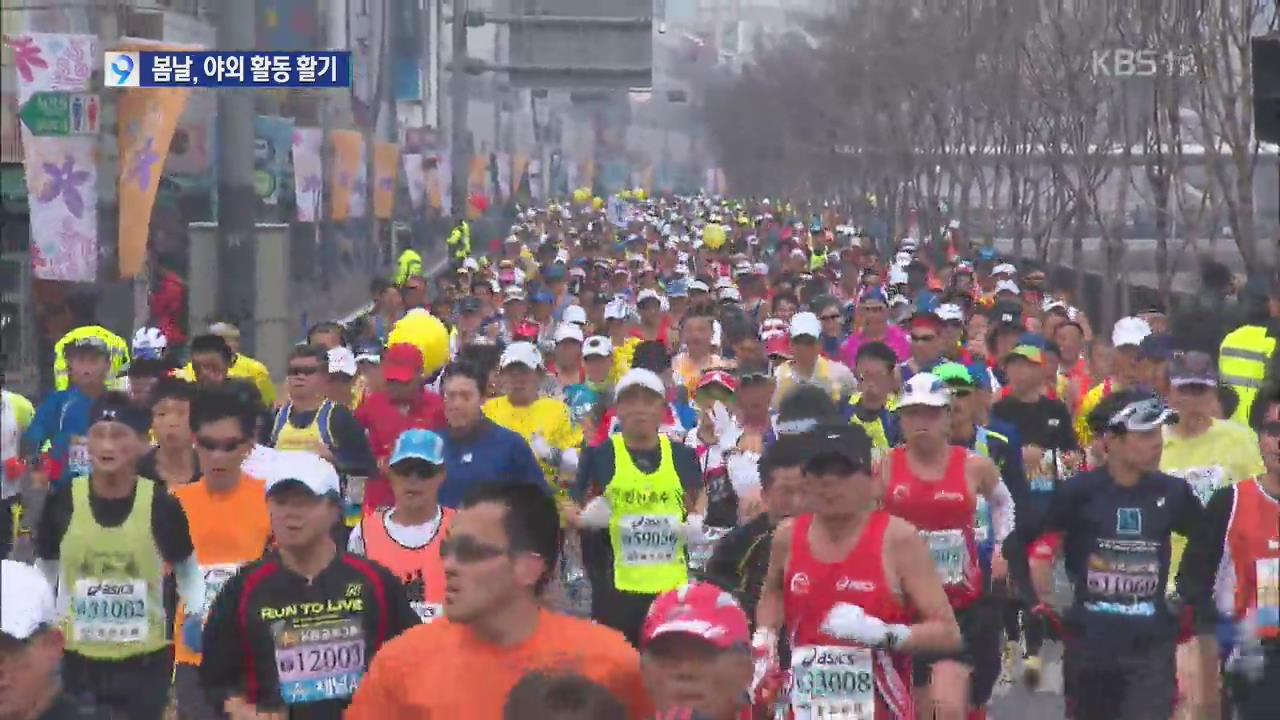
[71,578,149,643]
[618,514,680,565]
[274,620,366,704]
[791,645,876,719]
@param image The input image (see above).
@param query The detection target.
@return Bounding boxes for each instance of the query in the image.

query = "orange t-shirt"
[346,609,652,719]
[170,474,272,666]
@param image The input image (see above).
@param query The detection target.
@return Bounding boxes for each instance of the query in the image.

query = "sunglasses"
[287,365,322,376]
[1108,398,1175,432]
[195,435,247,452]
[910,334,938,343]
[438,535,510,563]
[950,388,974,398]
[738,372,772,386]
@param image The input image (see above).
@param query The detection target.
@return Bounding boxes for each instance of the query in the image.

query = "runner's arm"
[173,555,208,618]
[754,519,792,633]
[18,394,60,458]
[888,519,963,653]
[327,405,377,477]
[199,571,251,713]
[1175,485,1232,626]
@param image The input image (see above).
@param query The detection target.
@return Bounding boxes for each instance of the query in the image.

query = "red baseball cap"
[641,582,749,650]
[382,343,424,383]
[765,334,792,359]
[696,369,738,394]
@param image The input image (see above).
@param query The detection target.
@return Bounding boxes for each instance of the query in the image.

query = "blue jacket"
[437,418,550,508]
[21,388,95,488]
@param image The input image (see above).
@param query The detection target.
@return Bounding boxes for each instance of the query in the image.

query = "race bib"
[1176,466,1226,506]
[618,514,680,566]
[410,601,444,623]
[1029,453,1058,493]
[71,578,149,643]
[274,619,366,704]
[924,529,969,586]
[790,645,876,719]
[1083,539,1160,616]
[1256,557,1279,632]
[68,436,90,476]
[972,498,991,544]
[199,564,240,620]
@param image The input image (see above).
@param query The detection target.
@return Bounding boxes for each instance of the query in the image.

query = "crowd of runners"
[1,194,1278,720]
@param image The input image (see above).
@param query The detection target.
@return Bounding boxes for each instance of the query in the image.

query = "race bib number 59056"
[618,514,679,565]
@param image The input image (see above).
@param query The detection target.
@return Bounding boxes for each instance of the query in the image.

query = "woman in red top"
[755,425,961,720]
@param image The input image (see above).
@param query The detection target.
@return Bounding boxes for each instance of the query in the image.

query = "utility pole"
[450,0,469,218]
[215,0,258,351]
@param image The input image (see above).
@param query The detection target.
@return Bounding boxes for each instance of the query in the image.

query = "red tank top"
[783,512,914,720]
[884,446,982,609]
[361,507,453,623]
[1225,480,1280,640]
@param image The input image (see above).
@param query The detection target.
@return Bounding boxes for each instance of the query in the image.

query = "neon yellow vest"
[1219,325,1276,424]
[777,358,838,403]
[61,476,167,658]
[606,434,688,594]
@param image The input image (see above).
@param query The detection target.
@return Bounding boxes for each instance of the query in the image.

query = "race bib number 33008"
[791,645,876,719]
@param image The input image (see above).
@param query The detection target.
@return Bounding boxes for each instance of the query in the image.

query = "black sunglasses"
[195,436,247,452]
[287,365,322,376]
[439,535,511,563]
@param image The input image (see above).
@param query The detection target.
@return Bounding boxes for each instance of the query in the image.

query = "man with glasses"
[348,429,453,624]
[814,297,847,360]
[269,344,375,479]
[346,483,650,718]
[899,311,948,382]
[171,388,272,720]
[880,373,1010,720]
[1006,390,1207,720]
[842,288,910,366]
[1180,386,1280,720]
[773,312,856,406]
[846,341,902,462]
[1,559,111,720]
[200,451,418,718]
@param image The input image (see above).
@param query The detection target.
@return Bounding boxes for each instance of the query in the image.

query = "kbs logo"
[1090,48,1197,79]
[104,51,140,87]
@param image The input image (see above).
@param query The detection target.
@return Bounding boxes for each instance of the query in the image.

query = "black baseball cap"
[802,424,874,475]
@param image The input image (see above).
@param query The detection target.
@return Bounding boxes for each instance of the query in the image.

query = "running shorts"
[911,596,1003,705]
[1064,636,1177,720]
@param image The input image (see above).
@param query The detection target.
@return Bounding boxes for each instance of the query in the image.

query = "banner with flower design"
[329,129,365,220]
[372,140,398,219]
[291,127,323,221]
[116,40,195,278]
[5,32,100,281]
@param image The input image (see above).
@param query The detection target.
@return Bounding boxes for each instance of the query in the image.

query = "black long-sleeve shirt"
[200,551,418,719]
[704,512,774,625]
[1008,468,1205,662]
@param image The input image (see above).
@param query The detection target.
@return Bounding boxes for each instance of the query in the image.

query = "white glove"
[579,496,612,529]
[819,602,911,650]
[710,401,741,449]
[529,432,554,461]
[725,451,762,498]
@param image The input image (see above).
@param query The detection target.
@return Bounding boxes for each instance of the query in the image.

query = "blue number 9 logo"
[103,52,138,87]
[112,55,133,81]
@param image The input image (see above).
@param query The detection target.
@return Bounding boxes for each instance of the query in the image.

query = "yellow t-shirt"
[1074,380,1114,449]
[483,396,583,483]
[1162,418,1267,587]
[178,353,276,407]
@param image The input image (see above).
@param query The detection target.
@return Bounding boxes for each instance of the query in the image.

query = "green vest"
[61,476,167,659]
[606,434,689,594]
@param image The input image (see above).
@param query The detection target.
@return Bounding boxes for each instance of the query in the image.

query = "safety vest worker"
[447,219,471,264]
[54,326,130,392]
[1220,325,1277,425]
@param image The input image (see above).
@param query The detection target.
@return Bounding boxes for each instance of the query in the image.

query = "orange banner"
[116,42,192,278]
[373,141,399,219]
[467,154,487,195]
[329,129,364,219]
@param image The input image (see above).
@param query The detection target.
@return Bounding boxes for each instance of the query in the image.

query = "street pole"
[215,0,258,351]
[450,0,469,219]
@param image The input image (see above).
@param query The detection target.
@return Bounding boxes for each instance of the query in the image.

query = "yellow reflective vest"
[447,221,471,260]
[54,326,130,391]
[1219,325,1276,424]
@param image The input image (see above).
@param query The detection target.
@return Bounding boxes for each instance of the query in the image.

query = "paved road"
[989,642,1067,719]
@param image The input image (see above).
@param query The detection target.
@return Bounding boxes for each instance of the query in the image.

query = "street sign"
[18,92,100,136]
[506,0,653,89]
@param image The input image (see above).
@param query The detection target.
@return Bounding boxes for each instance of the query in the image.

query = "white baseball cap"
[688,280,711,293]
[327,346,358,377]
[936,303,965,323]
[1,559,56,640]
[583,336,613,358]
[637,289,664,306]
[1111,316,1152,348]
[994,279,1021,296]
[263,451,342,498]
[500,341,543,369]
[789,311,822,339]
[562,305,588,325]
[719,286,742,303]
[615,368,666,399]
[503,286,528,303]
[896,373,952,409]
[992,263,1017,276]
[554,323,584,345]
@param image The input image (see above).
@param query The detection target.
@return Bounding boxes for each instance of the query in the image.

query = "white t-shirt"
[241,444,286,481]
[347,506,444,555]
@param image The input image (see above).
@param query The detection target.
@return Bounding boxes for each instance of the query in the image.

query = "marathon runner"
[756,424,963,719]
[880,373,1011,720]
[35,393,205,720]
[1,387,35,559]
[199,451,418,718]
[22,337,113,490]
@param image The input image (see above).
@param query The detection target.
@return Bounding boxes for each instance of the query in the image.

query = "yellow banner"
[329,130,363,220]
[116,42,192,278]
[373,141,399,219]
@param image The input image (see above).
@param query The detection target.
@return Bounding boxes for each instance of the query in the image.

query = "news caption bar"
[104,51,352,88]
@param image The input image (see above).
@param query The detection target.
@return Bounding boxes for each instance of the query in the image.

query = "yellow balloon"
[592,196,604,210]
[386,310,450,375]
[618,189,633,200]
[632,188,646,201]
[703,223,727,250]
[572,187,591,206]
